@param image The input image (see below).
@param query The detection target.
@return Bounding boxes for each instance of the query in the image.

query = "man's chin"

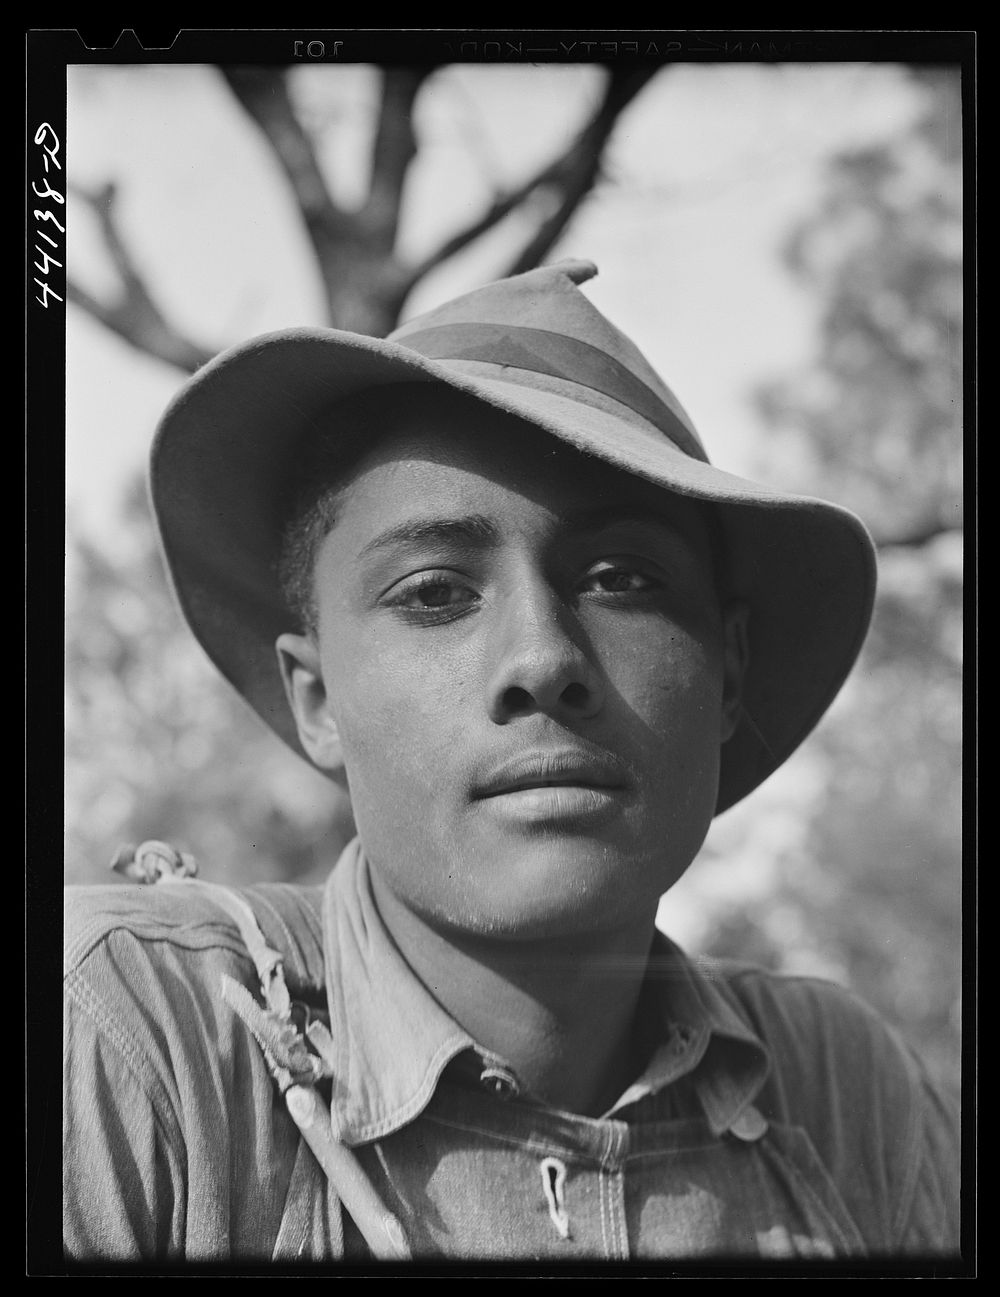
[363,827,696,946]
[425,852,673,945]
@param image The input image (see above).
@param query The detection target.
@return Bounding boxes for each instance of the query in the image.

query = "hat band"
[396,322,709,463]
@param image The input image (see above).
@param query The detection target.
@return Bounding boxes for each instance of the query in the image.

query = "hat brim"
[150,327,876,815]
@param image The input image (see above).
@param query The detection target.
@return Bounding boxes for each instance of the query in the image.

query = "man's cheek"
[337,691,453,798]
[611,634,721,723]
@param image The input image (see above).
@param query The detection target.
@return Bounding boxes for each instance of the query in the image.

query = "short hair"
[276,384,732,636]
[276,385,433,634]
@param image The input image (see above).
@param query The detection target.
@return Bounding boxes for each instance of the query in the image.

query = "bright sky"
[65,61,924,544]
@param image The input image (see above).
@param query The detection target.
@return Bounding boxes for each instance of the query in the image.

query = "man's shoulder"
[708,958,894,1046]
[703,959,960,1253]
[706,957,927,1094]
[64,878,326,988]
[702,956,958,1156]
[63,877,329,1104]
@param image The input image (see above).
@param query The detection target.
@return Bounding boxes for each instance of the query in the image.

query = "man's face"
[280,395,746,942]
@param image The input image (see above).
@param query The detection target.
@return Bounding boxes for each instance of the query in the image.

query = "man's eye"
[392,576,476,610]
[581,563,657,595]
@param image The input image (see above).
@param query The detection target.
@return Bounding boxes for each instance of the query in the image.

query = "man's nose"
[485,581,605,724]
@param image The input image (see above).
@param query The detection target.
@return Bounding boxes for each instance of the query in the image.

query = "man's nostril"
[561,682,590,710]
[501,685,534,716]
[496,679,597,722]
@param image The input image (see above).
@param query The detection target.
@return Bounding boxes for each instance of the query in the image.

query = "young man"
[63,260,960,1265]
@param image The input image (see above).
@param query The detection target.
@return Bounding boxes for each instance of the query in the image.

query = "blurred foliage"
[753,66,963,543]
[64,480,356,889]
[695,67,964,1088]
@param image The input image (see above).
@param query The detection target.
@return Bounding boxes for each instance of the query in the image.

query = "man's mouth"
[470,749,635,822]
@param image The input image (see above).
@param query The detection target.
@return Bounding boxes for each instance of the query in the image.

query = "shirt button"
[480,1065,519,1098]
[728,1105,768,1142]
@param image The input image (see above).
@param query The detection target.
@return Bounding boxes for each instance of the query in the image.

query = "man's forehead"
[328,448,714,573]
[351,501,709,564]
[323,388,701,525]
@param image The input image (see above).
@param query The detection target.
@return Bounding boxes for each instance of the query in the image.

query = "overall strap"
[112,840,412,1261]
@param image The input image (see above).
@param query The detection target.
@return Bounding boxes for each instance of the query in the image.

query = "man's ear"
[275,632,343,772]
[720,602,750,744]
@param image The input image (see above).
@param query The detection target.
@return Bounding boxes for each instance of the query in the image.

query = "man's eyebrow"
[358,514,501,559]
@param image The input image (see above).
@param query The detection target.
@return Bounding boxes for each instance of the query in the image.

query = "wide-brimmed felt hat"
[150,259,876,815]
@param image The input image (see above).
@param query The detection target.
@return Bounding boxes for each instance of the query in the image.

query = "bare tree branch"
[68,66,663,352]
[407,68,661,289]
[218,66,418,333]
[67,181,215,373]
[363,67,433,252]
[220,67,356,247]
[406,155,568,282]
[503,68,660,277]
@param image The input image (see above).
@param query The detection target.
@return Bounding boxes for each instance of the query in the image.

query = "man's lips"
[470,748,635,800]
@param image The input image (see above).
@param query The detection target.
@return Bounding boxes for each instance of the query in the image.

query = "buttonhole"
[540,1156,570,1241]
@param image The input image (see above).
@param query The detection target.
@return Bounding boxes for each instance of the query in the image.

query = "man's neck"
[368,871,657,1118]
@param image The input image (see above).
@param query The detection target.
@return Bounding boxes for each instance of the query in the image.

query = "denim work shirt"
[63,841,960,1264]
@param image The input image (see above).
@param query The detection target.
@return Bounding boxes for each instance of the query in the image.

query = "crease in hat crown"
[389,259,708,462]
[150,256,877,817]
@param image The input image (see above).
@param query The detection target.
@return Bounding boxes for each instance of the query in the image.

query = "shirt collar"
[608,931,772,1136]
[321,840,476,1145]
[321,841,770,1145]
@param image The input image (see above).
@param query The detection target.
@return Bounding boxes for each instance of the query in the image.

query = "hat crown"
[391,261,704,456]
